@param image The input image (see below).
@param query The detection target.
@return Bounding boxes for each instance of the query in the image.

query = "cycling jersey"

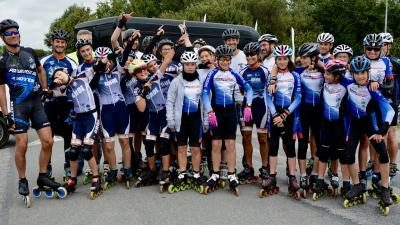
[319,53,334,64]
[240,65,269,99]
[145,70,168,113]
[164,60,181,78]
[262,56,275,72]
[369,56,392,84]
[322,82,347,121]
[120,75,138,105]
[40,54,77,87]
[0,47,41,104]
[75,60,96,75]
[183,78,202,113]
[97,71,125,105]
[202,68,253,113]
[299,69,324,105]
[231,50,247,74]
[65,71,96,114]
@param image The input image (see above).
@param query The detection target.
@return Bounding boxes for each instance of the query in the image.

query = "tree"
[95,0,130,18]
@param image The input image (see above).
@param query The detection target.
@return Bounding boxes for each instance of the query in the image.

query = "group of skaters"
[0,13,399,215]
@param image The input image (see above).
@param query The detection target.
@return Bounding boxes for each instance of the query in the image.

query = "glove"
[107,52,119,61]
[41,88,53,101]
[279,109,290,121]
[378,122,390,136]
[137,85,150,98]
[208,111,218,128]
[4,113,15,129]
[93,60,106,74]
[243,106,252,123]
[117,15,127,29]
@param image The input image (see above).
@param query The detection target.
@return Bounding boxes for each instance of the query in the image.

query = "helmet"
[258,34,278,44]
[180,51,198,64]
[273,45,293,57]
[379,32,393,44]
[243,42,261,55]
[215,45,233,59]
[142,36,153,49]
[122,29,138,42]
[324,59,346,75]
[157,38,174,49]
[333,44,353,56]
[363,34,383,47]
[141,54,157,64]
[222,28,240,40]
[127,59,147,74]
[298,43,319,57]
[317,33,334,43]
[94,47,113,59]
[350,56,371,73]
[128,50,136,58]
[75,39,92,49]
[193,38,207,46]
[51,29,70,41]
[0,19,19,34]
[198,45,216,56]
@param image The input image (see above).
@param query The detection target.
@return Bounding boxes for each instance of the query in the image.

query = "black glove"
[107,52,119,61]
[4,113,15,129]
[117,15,127,29]
[41,88,53,101]
[137,85,150,98]
[93,60,107,74]
[378,122,390,136]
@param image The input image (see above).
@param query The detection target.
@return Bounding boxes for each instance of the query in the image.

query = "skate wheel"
[126,181,130,190]
[23,195,31,208]
[57,187,67,199]
[90,192,95,200]
[159,185,164,193]
[32,187,41,198]
[135,180,142,188]
[44,189,54,198]
[204,186,209,195]
[391,193,400,204]
[295,191,301,200]
[343,199,350,208]
[168,185,175,194]
[198,185,204,194]
[312,193,318,201]
[258,189,265,198]
[362,193,367,204]
[220,181,225,189]
[232,187,239,197]
[302,190,307,199]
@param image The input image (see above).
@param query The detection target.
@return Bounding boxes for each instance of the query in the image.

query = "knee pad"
[70,145,81,161]
[81,144,94,161]
[378,150,390,164]
[317,145,330,163]
[144,139,156,158]
[341,152,355,165]
[158,137,170,156]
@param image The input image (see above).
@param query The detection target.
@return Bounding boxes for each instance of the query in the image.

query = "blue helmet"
[350,56,371,73]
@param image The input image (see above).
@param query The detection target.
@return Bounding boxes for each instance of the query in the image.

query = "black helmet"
[142,36,153,49]
[363,34,383,47]
[215,45,233,59]
[75,39,92,49]
[298,43,319,57]
[122,29,138,42]
[243,42,261,55]
[193,38,207,46]
[51,29,70,41]
[222,28,240,40]
[0,19,19,34]
[157,38,174,49]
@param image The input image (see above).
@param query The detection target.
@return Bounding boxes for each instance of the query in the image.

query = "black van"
[75,16,260,49]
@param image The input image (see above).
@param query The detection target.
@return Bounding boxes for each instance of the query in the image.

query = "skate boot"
[259,174,279,198]
[365,160,374,179]
[288,176,301,200]
[83,168,93,185]
[312,179,329,201]
[389,162,398,181]
[330,174,340,196]
[63,167,71,183]
[103,162,110,177]
[204,172,225,194]
[200,154,209,177]
[89,176,103,200]
[308,174,318,191]
[227,172,240,196]
[237,165,257,185]
[159,170,171,193]
[299,175,309,198]
[131,152,143,178]
[46,162,55,180]
[377,186,393,216]
[169,163,179,181]
[134,170,158,187]
[18,178,31,208]
[33,174,67,199]
[192,172,207,194]
[343,183,366,208]
[220,162,228,181]
[340,181,352,197]
[122,167,133,189]
[63,177,77,194]
[306,158,314,176]
[168,171,191,193]
[103,169,118,190]
[368,173,382,198]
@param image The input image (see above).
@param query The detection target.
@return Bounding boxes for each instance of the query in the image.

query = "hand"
[118,13,133,29]
[369,134,384,143]
[369,81,379,91]
[93,60,107,74]
[156,25,165,36]
[4,113,15,131]
[208,111,218,127]
[273,115,283,126]
[41,88,53,101]
[131,30,141,40]
[178,23,187,35]
[268,84,276,94]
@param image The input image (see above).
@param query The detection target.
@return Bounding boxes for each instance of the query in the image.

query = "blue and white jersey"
[97,71,125,105]
[164,60,181,78]
[202,68,253,112]
[347,83,394,124]
[341,70,353,88]
[121,75,138,105]
[74,60,96,75]
[183,78,202,113]
[146,70,168,112]
[240,65,269,99]
[160,74,175,100]
[319,53,334,64]
[322,83,346,121]
[66,71,96,113]
[300,69,324,105]
[40,54,77,87]
[369,56,392,84]
[266,71,302,115]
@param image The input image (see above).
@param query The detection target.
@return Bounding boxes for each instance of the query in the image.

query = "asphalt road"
[0,130,399,225]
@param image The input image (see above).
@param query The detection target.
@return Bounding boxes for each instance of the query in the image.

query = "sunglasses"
[3,30,19,37]
[245,52,258,57]
[366,47,381,52]
[135,65,148,72]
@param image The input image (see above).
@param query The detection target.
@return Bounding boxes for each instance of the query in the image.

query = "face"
[300,56,312,67]
[134,67,148,81]
[246,52,260,66]
[130,39,139,51]
[259,41,274,57]
[276,56,289,70]
[335,53,350,64]
[199,50,215,64]
[79,45,93,62]
[77,34,92,42]
[183,62,197,73]
[381,43,391,56]
[353,71,369,85]
[147,60,159,74]
[319,42,332,55]
[53,70,69,85]
[224,38,239,51]
[218,56,231,71]
[1,27,20,46]
[324,71,336,84]
[52,39,67,54]
[160,44,173,58]
[364,46,381,60]
[98,57,114,73]
[194,43,203,49]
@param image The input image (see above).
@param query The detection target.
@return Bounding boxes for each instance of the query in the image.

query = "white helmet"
[198,45,216,56]
[140,54,157,64]
[333,44,353,56]
[180,51,198,64]
[380,32,393,44]
[317,33,334,43]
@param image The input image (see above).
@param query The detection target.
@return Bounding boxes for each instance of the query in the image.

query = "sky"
[0,0,99,50]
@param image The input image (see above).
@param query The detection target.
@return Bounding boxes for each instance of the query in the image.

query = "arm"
[159,49,175,75]
[233,71,253,106]
[370,90,395,135]
[144,26,164,54]
[111,13,132,49]
[202,70,215,113]
[166,79,178,125]
[0,84,8,115]
[37,65,48,90]
[287,72,302,114]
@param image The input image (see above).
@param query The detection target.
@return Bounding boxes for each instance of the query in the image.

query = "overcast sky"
[0,0,99,50]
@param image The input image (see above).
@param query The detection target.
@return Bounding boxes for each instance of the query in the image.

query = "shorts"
[127,103,149,133]
[211,105,237,140]
[72,111,99,145]
[44,96,73,137]
[241,97,268,133]
[147,108,168,136]
[100,101,130,141]
[10,93,50,134]
[176,112,202,147]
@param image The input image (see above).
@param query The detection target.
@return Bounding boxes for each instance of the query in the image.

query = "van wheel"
[0,117,10,148]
